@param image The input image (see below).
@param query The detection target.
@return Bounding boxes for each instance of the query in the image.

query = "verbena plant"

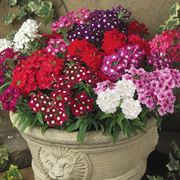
[0,5,179,142]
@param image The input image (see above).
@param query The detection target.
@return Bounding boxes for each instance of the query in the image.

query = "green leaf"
[112,125,120,143]
[36,2,52,17]
[20,115,32,131]
[17,7,27,20]
[0,147,9,166]
[36,112,44,125]
[116,113,125,129]
[156,115,163,127]
[0,82,11,92]
[3,13,16,25]
[158,25,166,33]
[2,164,23,180]
[165,18,180,30]
[167,153,180,171]
[99,112,112,120]
[173,62,180,68]
[67,119,82,132]
[175,104,180,109]
[169,2,180,18]
[77,121,88,143]
[41,124,48,134]
[28,0,42,12]
[88,118,99,131]
[44,9,54,25]
[147,176,164,180]
[8,0,17,6]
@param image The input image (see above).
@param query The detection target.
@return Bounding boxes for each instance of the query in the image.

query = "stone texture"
[10,112,158,180]
[0,0,178,37]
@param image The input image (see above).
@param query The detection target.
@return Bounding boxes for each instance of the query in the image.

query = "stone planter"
[10,113,158,180]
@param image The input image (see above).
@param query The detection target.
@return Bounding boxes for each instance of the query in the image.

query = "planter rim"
[10,112,156,146]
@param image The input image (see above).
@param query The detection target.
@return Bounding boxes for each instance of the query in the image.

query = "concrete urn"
[10,113,158,180]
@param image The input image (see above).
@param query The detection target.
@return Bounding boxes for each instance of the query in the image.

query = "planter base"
[33,161,146,180]
[10,113,158,180]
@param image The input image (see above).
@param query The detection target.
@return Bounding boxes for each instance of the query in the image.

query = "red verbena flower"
[12,50,64,94]
[69,91,94,117]
[67,39,103,71]
[29,92,68,127]
[128,34,150,56]
[101,29,127,55]
[128,20,149,36]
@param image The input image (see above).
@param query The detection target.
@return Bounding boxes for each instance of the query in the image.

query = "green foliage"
[147,176,164,180]
[166,141,180,179]
[3,13,16,25]
[3,0,55,25]
[95,108,146,143]
[159,2,180,32]
[13,98,44,131]
[0,147,9,166]
[2,164,23,180]
[8,0,17,7]
[147,141,180,180]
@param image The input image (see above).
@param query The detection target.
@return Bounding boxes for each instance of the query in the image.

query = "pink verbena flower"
[148,30,180,69]
[51,8,91,32]
[123,67,180,115]
[94,80,115,94]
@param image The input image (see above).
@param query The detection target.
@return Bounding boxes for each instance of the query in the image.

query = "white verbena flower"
[13,19,39,51]
[120,98,142,120]
[115,79,136,99]
[96,88,121,113]
[0,39,12,52]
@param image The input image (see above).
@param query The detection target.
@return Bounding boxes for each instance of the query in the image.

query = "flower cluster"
[13,19,39,51]
[96,79,142,119]
[67,39,103,71]
[69,92,94,117]
[123,67,180,115]
[51,8,91,32]
[101,45,145,81]
[128,20,149,36]
[12,50,64,94]
[45,38,68,56]
[0,5,179,141]
[0,39,12,52]
[101,29,126,55]
[148,30,180,69]
[0,85,20,112]
[29,92,68,127]
[0,48,21,86]
[68,6,127,45]
[128,34,150,55]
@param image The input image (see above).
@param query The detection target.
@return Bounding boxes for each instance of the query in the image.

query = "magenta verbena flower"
[148,30,180,69]
[45,38,68,56]
[101,45,145,81]
[0,86,20,112]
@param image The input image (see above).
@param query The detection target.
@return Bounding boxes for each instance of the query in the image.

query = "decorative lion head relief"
[38,147,91,180]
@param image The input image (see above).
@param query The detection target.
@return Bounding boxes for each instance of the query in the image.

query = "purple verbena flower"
[101,45,145,81]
